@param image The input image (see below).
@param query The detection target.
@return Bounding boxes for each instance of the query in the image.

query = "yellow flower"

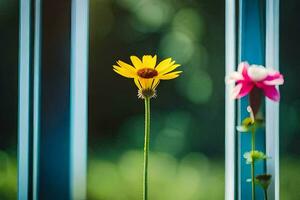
[113,55,182,98]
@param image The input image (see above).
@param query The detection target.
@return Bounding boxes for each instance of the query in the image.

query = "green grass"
[88,150,224,200]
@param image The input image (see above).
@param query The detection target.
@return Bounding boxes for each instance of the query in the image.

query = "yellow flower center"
[137,68,158,79]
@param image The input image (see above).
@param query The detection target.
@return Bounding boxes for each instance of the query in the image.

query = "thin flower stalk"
[113,55,181,200]
[143,97,150,200]
[251,125,256,200]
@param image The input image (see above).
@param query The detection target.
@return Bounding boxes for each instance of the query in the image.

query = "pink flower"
[227,62,284,102]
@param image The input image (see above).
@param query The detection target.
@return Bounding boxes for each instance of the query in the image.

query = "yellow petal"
[134,78,142,90]
[155,58,174,72]
[113,65,136,78]
[146,79,154,89]
[130,56,143,69]
[159,64,181,75]
[159,71,182,80]
[117,60,137,74]
[139,78,146,89]
[139,78,153,89]
[113,65,136,77]
[142,55,157,68]
[113,69,133,78]
[152,78,160,89]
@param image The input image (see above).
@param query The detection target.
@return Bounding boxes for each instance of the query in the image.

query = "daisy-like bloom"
[226,62,284,101]
[113,55,182,99]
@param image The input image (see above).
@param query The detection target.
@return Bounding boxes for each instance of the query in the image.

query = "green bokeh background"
[0,0,300,199]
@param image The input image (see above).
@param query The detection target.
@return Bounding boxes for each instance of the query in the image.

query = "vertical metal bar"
[33,0,41,199]
[239,0,266,199]
[265,0,280,199]
[18,0,31,199]
[225,0,236,199]
[18,0,41,199]
[70,0,89,199]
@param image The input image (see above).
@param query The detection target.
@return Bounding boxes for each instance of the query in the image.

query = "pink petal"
[261,85,280,101]
[226,72,244,84]
[247,65,269,81]
[238,62,249,73]
[236,81,254,99]
[263,73,284,85]
[241,63,251,81]
[231,83,242,99]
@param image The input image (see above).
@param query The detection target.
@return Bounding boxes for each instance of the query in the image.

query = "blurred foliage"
[88,150,224,200]
[0,151,17,200]
[89,0,225,164]
[280,157,300,199]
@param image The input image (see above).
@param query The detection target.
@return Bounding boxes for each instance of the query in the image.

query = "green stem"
[143,97,150,200]
[264,189,268,200]
[252,128,255,152]
[251,160,255,200]
[251,127,256,200]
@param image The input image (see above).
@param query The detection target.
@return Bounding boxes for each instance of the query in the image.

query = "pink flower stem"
[251,127,256,200]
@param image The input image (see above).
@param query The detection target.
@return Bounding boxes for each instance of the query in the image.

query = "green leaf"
[243,151,268,164]
[236,125,249,132]
[236,117,265,133]
[236,117,254,133]
[242,117,254,127]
